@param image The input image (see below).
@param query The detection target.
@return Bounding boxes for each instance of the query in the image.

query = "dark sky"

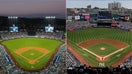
[0,0,65,18]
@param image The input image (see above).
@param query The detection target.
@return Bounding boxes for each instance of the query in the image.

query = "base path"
[78,39,128,49]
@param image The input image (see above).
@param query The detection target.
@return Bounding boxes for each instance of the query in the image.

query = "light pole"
[8,16,18,26]
[45,16,56,26]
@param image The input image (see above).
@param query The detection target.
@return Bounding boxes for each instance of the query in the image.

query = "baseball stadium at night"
[0,0,66,74]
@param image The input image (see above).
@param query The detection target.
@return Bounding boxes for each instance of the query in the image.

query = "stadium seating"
[67,21,91,31]
[66,51,81,67]
[67,64,132,74]
[117,22,132,31]
[0,31,64,41]
[36,31,64,40]
[66,49,132,74]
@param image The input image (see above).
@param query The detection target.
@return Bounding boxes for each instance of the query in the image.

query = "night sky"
[0,0,65,18]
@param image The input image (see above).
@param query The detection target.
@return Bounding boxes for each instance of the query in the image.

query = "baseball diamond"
[14,47,50,64]
[1,38,63,71]
[67,28,132,67]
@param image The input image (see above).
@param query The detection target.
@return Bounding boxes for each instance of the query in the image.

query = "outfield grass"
[88,42,118,55]
[2,38,62,71]
[68,28,132,67]
[68,28,132,44]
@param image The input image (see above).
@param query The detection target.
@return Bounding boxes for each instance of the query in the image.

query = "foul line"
[104,45,129,58]
[77,44,102,60]
[77,44,129,61]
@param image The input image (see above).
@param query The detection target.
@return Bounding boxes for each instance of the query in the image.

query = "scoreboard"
[97,10,112,27]
[98,11,112,19]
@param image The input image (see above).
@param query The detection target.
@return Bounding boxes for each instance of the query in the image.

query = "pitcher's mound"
[30,53,34,56]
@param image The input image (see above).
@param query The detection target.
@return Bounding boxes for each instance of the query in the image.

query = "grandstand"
[117,22,132,31]
[66,51,81,67]
[0,31,64,41]
[67,21,91,31]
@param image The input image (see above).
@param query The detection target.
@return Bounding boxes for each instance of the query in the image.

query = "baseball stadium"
[67,2,132,74]
[0,16,66,74]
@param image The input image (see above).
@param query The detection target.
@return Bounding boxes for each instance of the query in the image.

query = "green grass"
[68,28,132,44]
[22,49,43,60]
[2,38,62,70]
[69,41,98,66]
[68,28,132,67]
[88,42,118,55]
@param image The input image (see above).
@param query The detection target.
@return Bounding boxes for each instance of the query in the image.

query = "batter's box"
[14,46,50,64]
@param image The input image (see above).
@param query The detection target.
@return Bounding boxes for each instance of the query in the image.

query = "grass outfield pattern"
[68,28,132,67]
[2,38,62,70]
[68,28,132,44]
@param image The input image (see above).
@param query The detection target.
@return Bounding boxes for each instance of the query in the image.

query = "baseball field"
[1,38,62,71]
[67,28,132,67]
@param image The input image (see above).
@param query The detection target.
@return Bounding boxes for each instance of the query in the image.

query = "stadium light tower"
[45,16,56,25]
[8,16,18,26]
[45,16,49,25]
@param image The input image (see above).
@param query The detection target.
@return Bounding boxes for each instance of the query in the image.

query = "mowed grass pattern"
[2,38,62,70]
[68,28,132,44]
[68,28,132,67]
